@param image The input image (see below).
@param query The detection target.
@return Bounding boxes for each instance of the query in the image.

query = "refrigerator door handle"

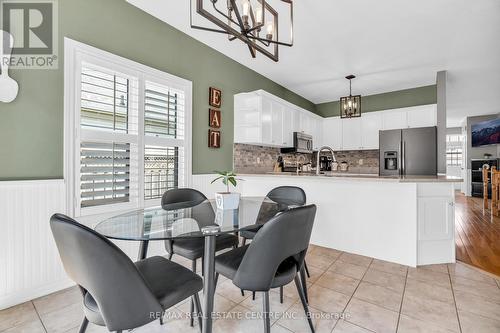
[398,141,402,175]
[402,141,406,175]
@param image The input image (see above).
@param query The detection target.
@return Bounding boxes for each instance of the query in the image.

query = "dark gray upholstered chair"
[50,214,203,333]
[240,186,307,244]
[161,188,239,326]
[240,186,312,302]
[214,205,317,333]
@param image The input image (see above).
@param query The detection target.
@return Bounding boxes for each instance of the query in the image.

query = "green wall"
[0,0,316,180]
[316,85,437,118]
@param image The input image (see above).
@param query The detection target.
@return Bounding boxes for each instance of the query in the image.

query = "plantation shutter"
[80,142,131,207]
[143,81,186,200]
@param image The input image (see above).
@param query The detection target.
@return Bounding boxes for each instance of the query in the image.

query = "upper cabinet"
[382,109,407,130]
[406,105,437,128]
[323,104,437,151]
[323,117,342,150]
[361,112,383,149]
[342,118,362,150]
[235,90,437,152]
[234,90,318,148]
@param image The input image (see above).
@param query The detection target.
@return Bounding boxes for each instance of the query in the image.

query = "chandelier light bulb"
[256,7,263,25]
[242,0,250,16]
[266,21,274,40]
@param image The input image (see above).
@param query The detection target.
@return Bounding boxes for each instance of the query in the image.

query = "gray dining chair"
[161,188,239,326]
[240,186,312,302]
[214,204,317,333]
[50,213,203,333]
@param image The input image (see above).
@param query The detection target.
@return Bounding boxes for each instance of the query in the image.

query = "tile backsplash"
[334,150,379,174]
[233,143,379,174]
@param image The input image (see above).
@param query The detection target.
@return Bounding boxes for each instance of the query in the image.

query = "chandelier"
[340,75,362,118]
[190,0,293,62]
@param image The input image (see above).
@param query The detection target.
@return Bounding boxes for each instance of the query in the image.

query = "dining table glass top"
[94,196,291,241]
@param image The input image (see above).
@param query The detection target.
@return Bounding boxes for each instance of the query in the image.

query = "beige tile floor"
[2,245,500,333]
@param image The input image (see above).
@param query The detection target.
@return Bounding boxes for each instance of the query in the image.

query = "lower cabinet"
[417,184,455,265]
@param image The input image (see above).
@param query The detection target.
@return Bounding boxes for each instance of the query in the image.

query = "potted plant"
[211,170,241,210]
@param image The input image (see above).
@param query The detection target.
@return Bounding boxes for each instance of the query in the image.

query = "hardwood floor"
[455,191,500,277]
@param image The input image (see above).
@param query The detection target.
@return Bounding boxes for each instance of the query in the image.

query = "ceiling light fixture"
[190,0,293,62]
[340,75,361,118]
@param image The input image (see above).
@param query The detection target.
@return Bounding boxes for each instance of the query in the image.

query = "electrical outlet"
[257,157,261,163]
[358,159,364,166]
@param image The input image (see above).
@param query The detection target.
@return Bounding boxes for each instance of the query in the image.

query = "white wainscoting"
[0,179,174,310]
[0,180,72,310]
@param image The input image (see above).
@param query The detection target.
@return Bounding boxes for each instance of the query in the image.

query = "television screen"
[471,118,500,147]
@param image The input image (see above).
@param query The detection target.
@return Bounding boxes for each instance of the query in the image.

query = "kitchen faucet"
[316,146,337,175]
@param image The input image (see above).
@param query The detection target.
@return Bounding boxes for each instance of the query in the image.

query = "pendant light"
[340,75,361,118]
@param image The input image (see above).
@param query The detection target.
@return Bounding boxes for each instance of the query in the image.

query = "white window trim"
[64,38,192,218]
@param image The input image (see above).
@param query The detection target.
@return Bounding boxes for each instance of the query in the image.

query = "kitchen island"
[193,172,462,267]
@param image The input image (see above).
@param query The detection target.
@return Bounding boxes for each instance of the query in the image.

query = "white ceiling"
[126,0,500,126]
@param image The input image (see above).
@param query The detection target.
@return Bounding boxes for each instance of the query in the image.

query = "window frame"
[445,134,463,167]
[64,38,192,217]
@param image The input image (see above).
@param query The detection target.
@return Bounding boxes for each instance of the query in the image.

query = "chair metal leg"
[167,253,173,260]
[300,266,309,303]
[252,291,256,300]
[193,292,203,333]
[214,273,219,293]
[240,289,245,296]
[190,259,196,327]
[304,261,311,278]
[294,275,315,333]
[78,317,89,333]
[279,286,284,303]
[262,291,271,333]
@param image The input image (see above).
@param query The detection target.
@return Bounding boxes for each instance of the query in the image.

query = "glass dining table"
[94,197,290,333]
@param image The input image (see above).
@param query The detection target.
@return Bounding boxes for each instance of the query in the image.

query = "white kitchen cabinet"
[234,90,315,148]
[361,112,383,149]
[282,107,295,146]
[406,105,437,128]
[382,109,407,130]
[261,97,273,144]
[418,197,454,241]
[417,183,455,265]
[322,117,342,150]
[298,111,311,134]
[271,101,284,145]
[311,117,323,150]
[341,117,362,150]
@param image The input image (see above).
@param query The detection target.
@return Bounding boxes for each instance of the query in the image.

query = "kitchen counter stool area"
[2,245,500,333]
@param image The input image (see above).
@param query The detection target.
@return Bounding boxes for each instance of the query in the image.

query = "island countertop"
[237,172,463,183]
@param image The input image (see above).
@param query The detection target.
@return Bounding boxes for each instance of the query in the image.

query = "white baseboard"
[0,278,75,309]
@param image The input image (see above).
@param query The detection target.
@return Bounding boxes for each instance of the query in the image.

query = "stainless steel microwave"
[281,132,313,154]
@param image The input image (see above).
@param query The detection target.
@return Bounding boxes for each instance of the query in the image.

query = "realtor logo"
[0,0,58,69]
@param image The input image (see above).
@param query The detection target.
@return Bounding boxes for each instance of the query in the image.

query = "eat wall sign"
[208,87,221,148]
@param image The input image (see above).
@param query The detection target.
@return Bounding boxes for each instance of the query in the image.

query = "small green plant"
[211,170,239,193]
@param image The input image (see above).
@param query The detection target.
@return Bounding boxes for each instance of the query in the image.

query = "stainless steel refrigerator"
[379,126,437,176]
